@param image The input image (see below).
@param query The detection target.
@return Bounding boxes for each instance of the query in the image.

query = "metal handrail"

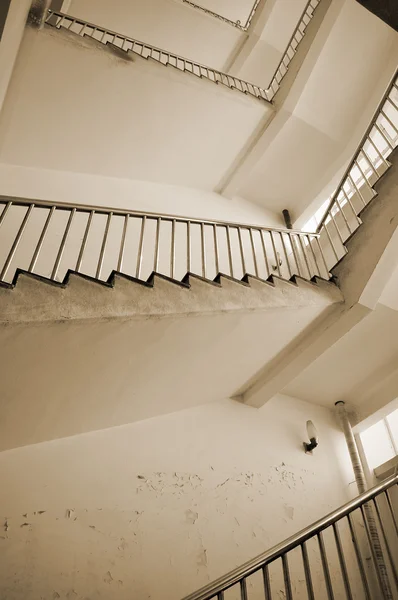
[0,195,316,237]
[316,67,398,232]
[45,10,271,102]
[181,0,261,31]
[182,474,398,600]
[0,194,327,285]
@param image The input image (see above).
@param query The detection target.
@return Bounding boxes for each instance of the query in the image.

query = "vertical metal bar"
[51,208,76,280]
[217,592,224,600]
[341,188,361,225]
[30,206,56,273]
[282,554,293,600]
[298,234,312,278]
[329,209,345,245]
[0,204,34,280]
[315,237,329,277]
[226,226,234,277]
[280,232,292,278]
[262,564,272,600]
[117,214,129,272]
[347,513,371,600]
[354,159,373,193]
[76,210,94,272]
[360,148,378,178]
[301,542,315,600]
[0,201,11,229]
[201,222,206,278]
[323,221,340,262]
[96,211,112,279]
[170,219,176,279]
[270,231,281,276]
[335,196,352,234]
[373,122,394,152]
[249,228,259,277]
[260,230,270,277]
[237,227,246,275]
[289,233,301,276]
[333,522,353,599]
[317,531,335,600]
[307,235,321,277]
[373,498,398,586]
[187,221,191,273]
[385,490,398,535]
[136,216,146,279]
[367,135,389,166]
[213,225,219,275]
[347,174,366,207]
[240,578,248,600]
[153,217,161,272]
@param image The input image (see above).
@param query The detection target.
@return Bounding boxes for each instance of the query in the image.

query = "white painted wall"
[0,26,272,193]
[67,0,244,71]
[0,395,356,600]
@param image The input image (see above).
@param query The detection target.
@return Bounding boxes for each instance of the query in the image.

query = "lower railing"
[182,474,398,600]
[0,200,328,286]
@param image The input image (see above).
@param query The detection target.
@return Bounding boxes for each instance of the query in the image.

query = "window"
[360,409,398,471]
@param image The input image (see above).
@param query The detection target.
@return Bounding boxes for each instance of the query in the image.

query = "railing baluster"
[315,237,329,277]
[262,564,272,600]
[329,208,345,246]
[323,221,340,262]
[301,542,315,600]
[237,227,246,276]
[30,206,56,273]
[51,208,76,281]
[136,216,146,279]
[282,554,293,600]
[117,214,129,272]
[201,222,206,278]
[187,221,191,273]
[270,231,281,277]
[0,204,34,281]
[347,174,366,208]
[306,234,321,277]
[76,210,94,273]
[213,225,219,275]
[280,232,292,279]
[154,217,161,272]
[317,531,334,600]
[226,226,234,277]
[171,218,176,279]
[289,233,301,276]
[0,201,11,230]
[249,228,259,277]
[260,230,270,277]
[332,522,353,599]
[347,514,371,600]
[373,122,394,151]
[298,234,312,278]
[96,211,112,279]
[239,578,248,600]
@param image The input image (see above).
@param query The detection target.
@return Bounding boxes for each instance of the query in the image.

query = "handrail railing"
[182,474,398,600]
[316,68,398,232]
[0,196,327,286]
[181,0,262,31]
[45,10,271,102]
[44,0,321,104]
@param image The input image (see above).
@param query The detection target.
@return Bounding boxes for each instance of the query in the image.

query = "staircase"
[183,474,398,600]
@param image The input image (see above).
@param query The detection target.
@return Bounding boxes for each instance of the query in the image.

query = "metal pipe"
[51,208,76,280]
[171,219,176,279]
[226,226,234,277]
[249,228,259,277]
[96,211,112,279]
[282,554,293,600]
[213,225,219,275]
[237,227,246,275]
[332,522,353,599]
[153,217,160,272]
[201,222,206,278]
[262,565,272,600]
[117,214,129,272]
[301,542,315,600]
[136,216,146,279]
[317,531,334,600]
[347,513,371,599]
[335,401,393,600]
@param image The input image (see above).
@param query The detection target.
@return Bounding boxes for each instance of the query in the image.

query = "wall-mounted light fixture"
[303,420,318,453]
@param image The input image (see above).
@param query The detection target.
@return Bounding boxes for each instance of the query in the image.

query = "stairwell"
[0,0,397,598]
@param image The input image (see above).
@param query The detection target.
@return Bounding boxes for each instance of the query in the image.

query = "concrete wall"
[0,25,272,196]
[0,395,357,600]
[67,0,244,71]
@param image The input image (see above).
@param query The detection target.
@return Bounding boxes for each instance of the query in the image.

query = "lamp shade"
[306,420,318,442]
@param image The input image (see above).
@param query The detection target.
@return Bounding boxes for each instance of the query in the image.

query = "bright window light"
[386,408,398,452]
[360,420,395,471]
